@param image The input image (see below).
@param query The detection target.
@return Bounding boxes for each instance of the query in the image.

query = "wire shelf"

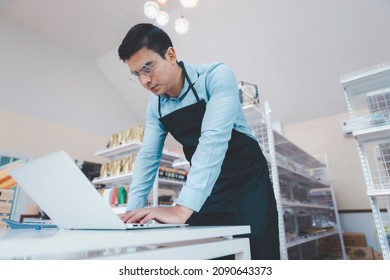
[243,101,344,260]
[342,60,390,259]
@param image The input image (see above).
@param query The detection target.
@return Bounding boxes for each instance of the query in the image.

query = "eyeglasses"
[128,53,159,82]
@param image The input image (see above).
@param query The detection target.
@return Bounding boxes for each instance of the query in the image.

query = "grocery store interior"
[1,0,390,260]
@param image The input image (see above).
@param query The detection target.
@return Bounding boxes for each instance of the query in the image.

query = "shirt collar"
[160,61,199,102]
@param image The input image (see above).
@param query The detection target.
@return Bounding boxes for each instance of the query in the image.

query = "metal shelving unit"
[93,139,185,209]
[341,61,390,260]
[243,102,346,260]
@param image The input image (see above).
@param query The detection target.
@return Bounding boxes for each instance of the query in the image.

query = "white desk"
[0,226,251,260]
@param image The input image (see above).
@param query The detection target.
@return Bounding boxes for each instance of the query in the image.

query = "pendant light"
[156,10,169,26]
[144,1,160,19]
[180,0,199,9]
[175,16,189,35]
[156,0,169,4]
[143,0,198,35]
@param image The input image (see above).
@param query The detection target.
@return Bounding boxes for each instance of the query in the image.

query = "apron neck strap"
[158,61,200,118]
[178,61,200,102]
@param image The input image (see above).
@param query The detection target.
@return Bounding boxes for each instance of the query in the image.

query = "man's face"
[125,48,176,96]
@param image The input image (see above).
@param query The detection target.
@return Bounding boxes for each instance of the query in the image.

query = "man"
[118,23,280,260]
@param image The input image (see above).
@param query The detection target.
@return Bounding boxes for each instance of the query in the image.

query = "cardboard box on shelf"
[343,232,367,247]
[346,246,374,260]
[373,251,383,260]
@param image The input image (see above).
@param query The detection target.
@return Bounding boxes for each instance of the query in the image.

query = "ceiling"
[1,0,390,132]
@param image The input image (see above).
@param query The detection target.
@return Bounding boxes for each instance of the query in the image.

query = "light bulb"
[144,1,160,19]
[175,17,189,35]
[180,0,199,9]
[156,10,169,26]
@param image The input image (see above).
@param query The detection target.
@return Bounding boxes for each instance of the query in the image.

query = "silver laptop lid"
[9,151,127,230]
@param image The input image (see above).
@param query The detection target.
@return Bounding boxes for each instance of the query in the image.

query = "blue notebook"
[2,218,58,230]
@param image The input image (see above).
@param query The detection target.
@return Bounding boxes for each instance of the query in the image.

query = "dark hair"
[118,23,173,62]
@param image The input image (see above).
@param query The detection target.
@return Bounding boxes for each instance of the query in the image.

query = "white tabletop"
[0,225,251,260]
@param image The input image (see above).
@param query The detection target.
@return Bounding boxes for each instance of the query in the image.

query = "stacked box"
[342,232,375,260]
[374,251,384,260]
[343,232,367,247]
[346,246,374,260]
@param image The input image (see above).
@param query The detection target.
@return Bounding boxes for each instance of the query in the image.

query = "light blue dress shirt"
[126,61,256,212]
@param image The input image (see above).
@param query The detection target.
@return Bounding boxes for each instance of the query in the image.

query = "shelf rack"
[243,102,346,260]
[93,140,185,208]
[341,60,390,260]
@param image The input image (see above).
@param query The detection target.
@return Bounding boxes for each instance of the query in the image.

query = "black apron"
[158,62,280,260]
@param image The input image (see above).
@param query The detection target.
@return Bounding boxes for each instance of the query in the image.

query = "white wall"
[0,20,137,136]
[0,108,107,162]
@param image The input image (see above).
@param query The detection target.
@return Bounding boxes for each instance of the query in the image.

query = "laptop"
[8,150,186,230]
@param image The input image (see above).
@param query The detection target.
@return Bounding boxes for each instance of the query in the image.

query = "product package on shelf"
[109,185,129,207]
[146,187,177,207]
[158,166,187,182]
[106,124,145,149]
[99,154,138,179]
